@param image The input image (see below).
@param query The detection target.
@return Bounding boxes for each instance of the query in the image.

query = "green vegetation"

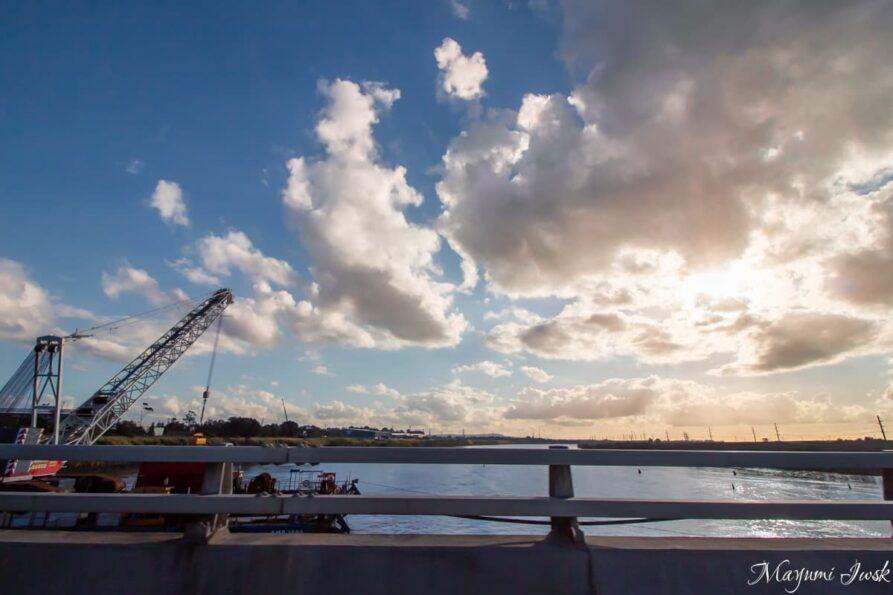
[94,416,523,447]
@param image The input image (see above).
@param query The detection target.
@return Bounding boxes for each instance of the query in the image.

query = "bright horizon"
[2,1,893,442]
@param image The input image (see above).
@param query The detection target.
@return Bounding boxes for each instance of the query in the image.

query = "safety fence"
[0,444,891,541]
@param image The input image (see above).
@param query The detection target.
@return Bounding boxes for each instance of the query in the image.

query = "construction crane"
[58,288,233,445]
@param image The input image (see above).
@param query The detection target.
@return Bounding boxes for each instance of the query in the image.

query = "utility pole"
[774,423,781,442]
[708,427,713,441]
[878,416,888,441]
[665,430,670,442]
[751,427,757,443]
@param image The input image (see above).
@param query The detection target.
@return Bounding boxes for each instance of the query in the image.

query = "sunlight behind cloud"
[677,262,753,305]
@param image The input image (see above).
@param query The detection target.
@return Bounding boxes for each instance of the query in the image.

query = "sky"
[2,0,893,440]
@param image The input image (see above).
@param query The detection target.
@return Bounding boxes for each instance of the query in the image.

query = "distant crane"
[1,289,233,480]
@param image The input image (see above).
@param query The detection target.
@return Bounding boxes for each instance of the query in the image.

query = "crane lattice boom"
[58,289,233,445]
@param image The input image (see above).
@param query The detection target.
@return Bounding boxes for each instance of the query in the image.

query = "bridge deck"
[1,531,891,595]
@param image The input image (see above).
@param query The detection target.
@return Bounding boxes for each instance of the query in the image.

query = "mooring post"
[547,445,584,545]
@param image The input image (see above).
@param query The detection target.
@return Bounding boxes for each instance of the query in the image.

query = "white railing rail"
[1,444,891,542]
[1,444,891,468]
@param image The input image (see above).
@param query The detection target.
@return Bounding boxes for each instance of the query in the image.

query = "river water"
[247,445,889,538]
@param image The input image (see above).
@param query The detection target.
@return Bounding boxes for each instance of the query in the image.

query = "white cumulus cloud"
[0,258,54,342]
[193,230,298,287]
[283,79,467,349]
[101,265,171,305]
[520,366,552,383]
[434,38,488,101]
[149,180,189,226]
[453,360,512,378]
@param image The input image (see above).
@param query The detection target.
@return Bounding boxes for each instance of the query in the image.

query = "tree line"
[0,412,423,441]
[112,417,423,439]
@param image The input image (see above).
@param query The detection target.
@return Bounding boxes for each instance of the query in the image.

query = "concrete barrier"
[0,531,890,595]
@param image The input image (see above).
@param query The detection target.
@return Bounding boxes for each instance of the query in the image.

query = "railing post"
[547,445,584,545]
[182,461,232,543]
[883,454,893,535]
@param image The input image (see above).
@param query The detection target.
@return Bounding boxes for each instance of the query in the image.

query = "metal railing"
[1,444,892,542]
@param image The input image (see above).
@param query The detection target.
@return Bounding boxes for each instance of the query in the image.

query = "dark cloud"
[741,312,877,373]
[828,189,893,305]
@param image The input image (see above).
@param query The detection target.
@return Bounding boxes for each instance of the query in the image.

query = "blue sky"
[2,1,893,439]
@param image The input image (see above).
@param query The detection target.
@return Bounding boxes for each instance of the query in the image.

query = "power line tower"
[751,427,757,443]
[878,416,888,441]
[708,427,713,441]
[774,423,781,442]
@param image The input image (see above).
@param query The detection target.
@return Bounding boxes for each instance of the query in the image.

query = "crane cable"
[199,315,224,425]
[66,291,214,338]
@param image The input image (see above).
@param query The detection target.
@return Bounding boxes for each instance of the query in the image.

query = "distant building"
[390,431,425,439]
[343,427,390,439]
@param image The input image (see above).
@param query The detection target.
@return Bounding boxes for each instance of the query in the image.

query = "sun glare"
[678,263,751,303]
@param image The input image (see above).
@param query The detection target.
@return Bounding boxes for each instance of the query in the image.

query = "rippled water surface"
[246,445,889,538]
